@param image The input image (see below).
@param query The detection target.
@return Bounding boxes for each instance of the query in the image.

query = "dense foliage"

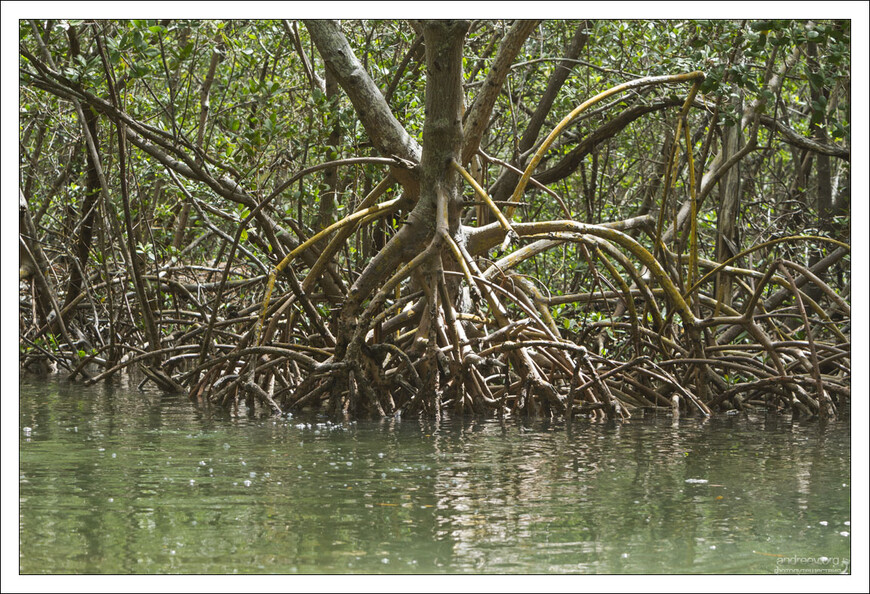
[19,19,850,420]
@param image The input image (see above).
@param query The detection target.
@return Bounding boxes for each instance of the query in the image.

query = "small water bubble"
[243,480,252,487]
[223,443,231,450]
[22,427,32,436]
[346,462,352,467]
[378,453,385,458]
[249,472,257,478]
[112,453,117,458]
[621,553,629,559]
[263,472,270,478]
[241,461,246,466]
[108,497,114,502]
[170,550,175,555]
[98,447,106,452]
[840,531,849,537]
[381,558,389,564]
[819,521,828,526]
[190,479,195,486]
[844,521,850,526]
[710,545,717,550]
[199,461,206,466]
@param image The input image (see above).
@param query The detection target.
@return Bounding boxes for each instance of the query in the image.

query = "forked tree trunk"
[315,20,469,415]
[338,20,466,324]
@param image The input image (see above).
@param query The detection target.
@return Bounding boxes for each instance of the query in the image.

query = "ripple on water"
[17,382,852,575]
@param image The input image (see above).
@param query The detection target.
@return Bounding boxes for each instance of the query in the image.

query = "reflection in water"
[19,375,851,574]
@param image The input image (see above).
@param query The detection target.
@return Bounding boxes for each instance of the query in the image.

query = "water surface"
[19,375,851,574]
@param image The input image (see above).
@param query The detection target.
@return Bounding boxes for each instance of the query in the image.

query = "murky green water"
[18,374,851,574]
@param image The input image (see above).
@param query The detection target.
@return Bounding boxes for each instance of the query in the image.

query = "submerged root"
[197,254,849,421]
[19,229,849,422]
[20,228,848,423]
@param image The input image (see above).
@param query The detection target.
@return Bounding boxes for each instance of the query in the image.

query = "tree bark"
[715,94,743,308]
[336,20,470,350]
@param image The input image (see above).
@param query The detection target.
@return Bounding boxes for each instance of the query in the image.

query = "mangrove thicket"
[18,19,851,420]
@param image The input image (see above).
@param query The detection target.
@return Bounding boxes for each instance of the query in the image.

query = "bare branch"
[304,20,421,189]
[461,20,540,164]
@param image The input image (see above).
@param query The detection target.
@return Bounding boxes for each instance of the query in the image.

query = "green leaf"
[750,21,775,32]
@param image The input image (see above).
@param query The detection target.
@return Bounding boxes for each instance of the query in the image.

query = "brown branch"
[462,20,539,164]
[304,20,421,190]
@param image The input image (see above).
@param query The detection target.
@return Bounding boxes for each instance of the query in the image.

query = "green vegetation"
[19,20,850,420]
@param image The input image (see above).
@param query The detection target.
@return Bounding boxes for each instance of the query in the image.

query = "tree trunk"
[805,31,834,303]
[335,20,469,355]
[62,26,101,316]
[715,95,743,308]
[318,68,341,231]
